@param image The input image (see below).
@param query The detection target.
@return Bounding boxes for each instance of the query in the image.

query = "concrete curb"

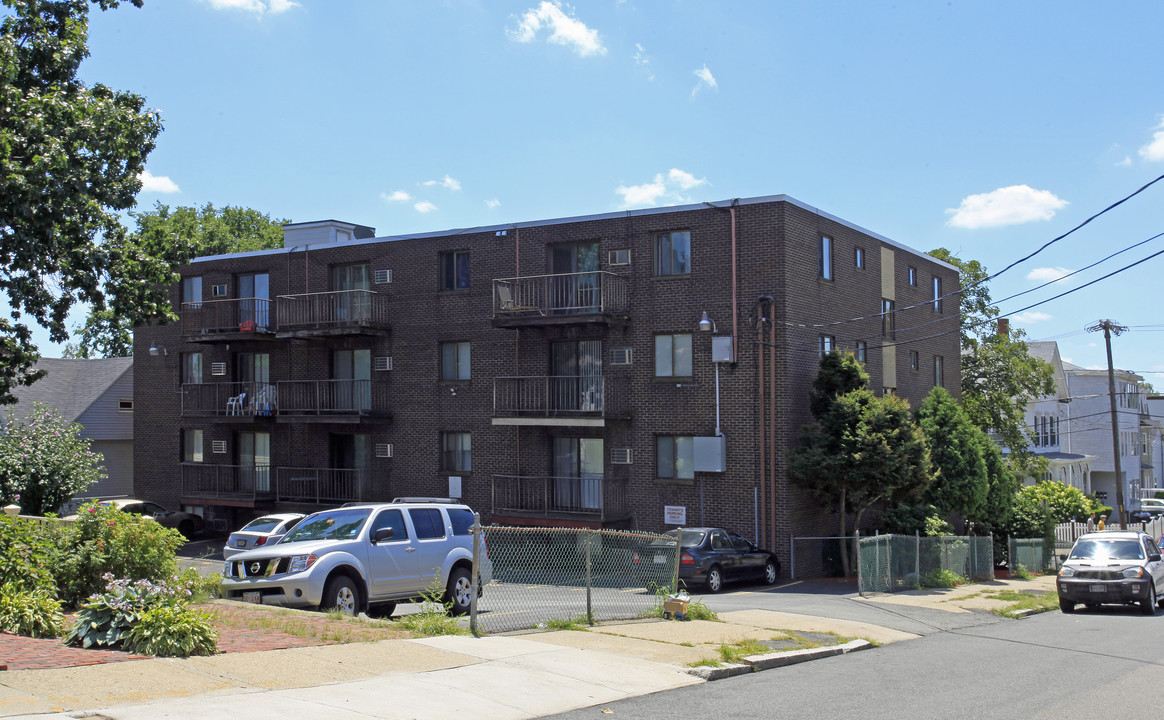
[685,639,875,680]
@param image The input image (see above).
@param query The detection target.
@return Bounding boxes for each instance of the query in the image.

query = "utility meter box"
[694,435,726,472]
[712,336,734,363]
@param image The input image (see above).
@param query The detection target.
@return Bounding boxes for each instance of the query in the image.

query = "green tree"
[1020,481,1094,524]
[789,353,933,575]
[918,386,989,526]
[973,431,1020,530]
[0,403,105,515]
[0,0,161,400]
[928,248,1055,476]
[73,203,289,356]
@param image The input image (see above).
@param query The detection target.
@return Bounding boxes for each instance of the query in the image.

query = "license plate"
[654,555,666,564]
[242,591,261,604]
[1089,584,1105,593]
[235,539,247,548]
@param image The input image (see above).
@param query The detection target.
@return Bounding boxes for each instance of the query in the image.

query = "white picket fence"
[1055,516,1164,549]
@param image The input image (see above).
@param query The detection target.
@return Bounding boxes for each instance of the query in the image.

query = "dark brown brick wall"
[134,198,961,572]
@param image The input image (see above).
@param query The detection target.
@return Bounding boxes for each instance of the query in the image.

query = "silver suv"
[221,499,491,616]
[1057,530,1164,615]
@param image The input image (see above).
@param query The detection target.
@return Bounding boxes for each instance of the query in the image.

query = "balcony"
[492,376,630,427]
[275,290,390,338]
[491,272,629,328]
[275,467,363,504]
[181,463,273,506]
[180,298,274,342]
[181,382,277,420]
[491,475,630,524]
[276,379,390,422]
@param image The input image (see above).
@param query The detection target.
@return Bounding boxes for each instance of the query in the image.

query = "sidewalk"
[0,576,1057,720]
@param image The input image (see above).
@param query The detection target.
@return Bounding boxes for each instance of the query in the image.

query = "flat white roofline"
[191,193,956,271]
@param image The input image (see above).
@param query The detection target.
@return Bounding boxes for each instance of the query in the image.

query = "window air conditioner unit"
[374,269,392,285]
[374,356,393,371]
[611,448,633,464]
[375,443,393,458]
[608,249,631,266]
[211,441,227,454]
[210,362,227,376]
[611,348,632,365]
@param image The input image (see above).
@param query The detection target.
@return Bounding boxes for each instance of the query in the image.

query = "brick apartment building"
[133,194,960,562]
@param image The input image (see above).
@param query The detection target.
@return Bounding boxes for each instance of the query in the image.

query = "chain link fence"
[470,526,679,635]
[858,534,994,595]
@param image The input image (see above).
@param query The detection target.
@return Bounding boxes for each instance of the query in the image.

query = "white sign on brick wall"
[663,505,687,525]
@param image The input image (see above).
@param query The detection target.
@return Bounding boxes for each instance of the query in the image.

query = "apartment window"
[932,276,943,312]
[933,355,945,387]
[653,231,691,276]
[881,299,896,339]
[118,399,133,412]
[908,266,918,286]
[819,336,835,358]
[884,387,897,396]
[655,334,692,377]
[854,247,865,269]
[440,341,471,381]
[657,436,694,480]
[439,250,470,291]
[856,341,867,364]
[182,276,202,307]
[442,432,471,472]
[819,236,833,279]
[181,352,203,385]
[910,350,919,372]
[182,429,203,463]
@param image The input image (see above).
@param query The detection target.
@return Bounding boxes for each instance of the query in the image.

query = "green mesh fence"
[471,526,679,634]
[1008,538,1057,574]
[858,534,994,595]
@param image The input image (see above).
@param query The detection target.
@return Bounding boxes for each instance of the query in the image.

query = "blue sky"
[40,0,1164,382]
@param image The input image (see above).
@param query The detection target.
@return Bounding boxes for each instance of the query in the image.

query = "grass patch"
[541,615,592,631]
[985,589,1059,618]
[640,586,720,622]
[1009,564,1034,580]
[393,577,468,637]
[205,603,406,645]
[717,638,769,662]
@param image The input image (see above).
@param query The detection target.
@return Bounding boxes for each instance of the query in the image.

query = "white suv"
[221,499,491,616]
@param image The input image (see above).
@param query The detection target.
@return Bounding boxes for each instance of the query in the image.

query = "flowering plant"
[64,573,193,649]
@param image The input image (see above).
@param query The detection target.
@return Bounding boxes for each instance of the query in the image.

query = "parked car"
[65,499,206,537]
[220,499,492,616]
[223,513,306,559]
[1139,498,1164,515]
[634,527,779,593]
[1057,530,1164,614]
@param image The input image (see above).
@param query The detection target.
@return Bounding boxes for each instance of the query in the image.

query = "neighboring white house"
[1145,396,1164,497]
[1022,341,1095,495]
[1057,354,1152,514]
[4,357,135,504]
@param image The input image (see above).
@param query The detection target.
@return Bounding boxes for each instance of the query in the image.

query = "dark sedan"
[635,527,780,593]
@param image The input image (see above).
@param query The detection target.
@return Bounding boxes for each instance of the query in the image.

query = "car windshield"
[241,517,289,534]
[281,509,371,543]
[1069,539,1145,560]
[654,530,706,548]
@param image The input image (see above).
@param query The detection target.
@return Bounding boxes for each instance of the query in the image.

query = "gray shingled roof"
[4,357,133,423]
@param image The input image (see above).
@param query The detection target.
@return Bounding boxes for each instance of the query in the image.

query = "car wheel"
[1142,583,1157,616]
[763,560,778,585]
[1059,599,1075,613]
[705,565,724,593]
[322,575,359,616]
[444,567,473,615]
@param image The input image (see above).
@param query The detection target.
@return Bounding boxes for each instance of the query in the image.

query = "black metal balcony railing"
[181,298,272,335]
[492,475,628,521]
[275,467,363,503]
[493,376,629,417]
[181,382,278,417]
[492,272,628,319]
[275,290,388,331]
[181,463,273,501]
[276,379,388,416]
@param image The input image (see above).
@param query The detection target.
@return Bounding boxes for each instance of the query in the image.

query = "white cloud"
[1115,156,1132,167]
[1026,266,1072,282]
[381,190,412,203]
[138,170,180,194]
[945,185,1068,229]
[507,1,606,57]
[1139,117,1164,162]
[615,168,709,208]
[203,0,297,13]
[1012,311,1052,324]
[423,175,462,191]
[691,64,717,99]
[414,201,438,213]
[485,198,501,209]
[633,43,654,81]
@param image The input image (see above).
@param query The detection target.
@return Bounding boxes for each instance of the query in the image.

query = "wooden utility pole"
[1087,319,1128,526]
